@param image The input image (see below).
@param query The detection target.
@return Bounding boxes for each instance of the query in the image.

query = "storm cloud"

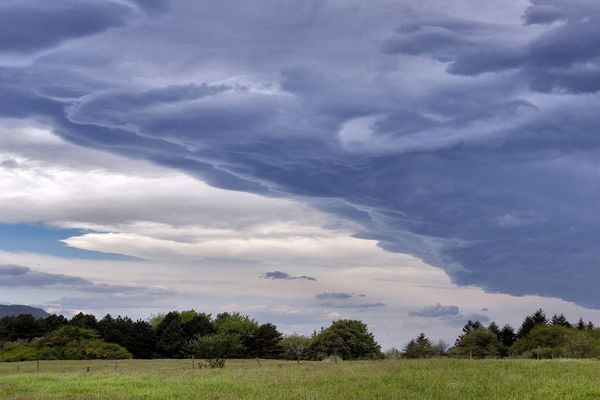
[1,0,600,309]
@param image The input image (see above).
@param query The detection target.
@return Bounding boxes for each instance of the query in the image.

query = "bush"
[0,326,131,361]
[511,325,600,359]
[187,333,243,368]
[451,328,504,358]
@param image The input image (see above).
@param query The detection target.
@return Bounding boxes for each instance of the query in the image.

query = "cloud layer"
[1,0,600,311]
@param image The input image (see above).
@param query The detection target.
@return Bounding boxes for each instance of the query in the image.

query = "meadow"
[1,358,600,399]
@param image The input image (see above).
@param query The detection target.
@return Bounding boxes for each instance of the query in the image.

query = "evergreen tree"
[551,314,572,328]
[498,324,516,348]
[155,312,185,357]
[251,323,284,358]
[487,321,500,338]
[402,333,435,358]
[576,318,586,330]
[586,321,595,331]
[518,309,547,338]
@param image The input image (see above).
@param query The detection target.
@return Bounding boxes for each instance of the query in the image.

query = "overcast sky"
[1,0,600,348]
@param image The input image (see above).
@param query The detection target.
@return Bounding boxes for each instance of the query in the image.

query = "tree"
[498,324,516,348]
[155,312,185,357]
[0,314,42,340]
[250,323,284,358]
[576,318,586,330]
[306,320,382,360]
[586,321,595,331]
[70,313,97,330]
[517,309,547,338]
[180,310,215,340]
[510,325,599,359]
[402,333,435,358]
[451,328,503,359]
[454,320,484,346]
[281,334,311,362]
[551,314,572,328]
[187,333,243,368]
[214,312,259,357]
[487,322,500,339]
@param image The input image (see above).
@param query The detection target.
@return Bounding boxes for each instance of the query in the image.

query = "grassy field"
[1,358,600,399]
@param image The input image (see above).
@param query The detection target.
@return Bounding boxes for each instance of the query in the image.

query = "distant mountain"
[0,305,50,319]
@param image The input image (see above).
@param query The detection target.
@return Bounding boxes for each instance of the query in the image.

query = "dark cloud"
[263,271,317,282]
[409,303,460,318]
[2,0,600,309]
[385,0,600,94]
[0,0,133,54]
[315,292,353,300]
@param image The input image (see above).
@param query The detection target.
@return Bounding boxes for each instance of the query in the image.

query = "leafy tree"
[403,333,435,358]
[517,309,547,338]
[155,312,185,357]
[214,312,259,357]
[451,328,503,359]
[70,313,98,330]
[510,325,600,359]
[550,314,572,328]
[41,314,68,334]
[306,320,382,360]
[280,334,311,362]
[250,323,284,358]
[187,333,243,368]
[180,310,215,340]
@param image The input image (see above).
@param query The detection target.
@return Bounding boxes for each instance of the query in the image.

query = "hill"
[0,305,49,319]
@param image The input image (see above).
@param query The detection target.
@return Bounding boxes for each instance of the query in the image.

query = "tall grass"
[1,358,599,399]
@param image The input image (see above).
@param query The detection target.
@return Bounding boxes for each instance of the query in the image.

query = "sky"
[1,0,600,349]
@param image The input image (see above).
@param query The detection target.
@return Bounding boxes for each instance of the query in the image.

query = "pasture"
[1,358,599,399]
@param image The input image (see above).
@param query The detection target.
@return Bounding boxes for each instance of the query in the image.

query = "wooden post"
[192,355,195,369]
[36,359,40,371]
[256,357,262,367]
[86,366,90,373]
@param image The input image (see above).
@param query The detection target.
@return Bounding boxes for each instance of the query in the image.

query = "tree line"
[394,309,600,359]
[0,310,382,365]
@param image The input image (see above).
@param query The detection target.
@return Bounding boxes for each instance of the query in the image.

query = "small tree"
[451,328,503,359]
[187,333,243,368]
[281,334,311,362]
[403,333,435,359]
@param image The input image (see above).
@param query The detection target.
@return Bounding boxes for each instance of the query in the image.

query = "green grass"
[1,358,600,399]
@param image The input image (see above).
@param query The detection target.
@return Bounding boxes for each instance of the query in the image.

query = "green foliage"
[251,323,284,358]
[510,325,600,359]
[451,328,504,359]
[213,312,258,358]
[0,326,131,361]
[307,320,382,360]
[187,333,243,368]
[517,309,547,338]
[403,333,436,359]
[280,334,311,361]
